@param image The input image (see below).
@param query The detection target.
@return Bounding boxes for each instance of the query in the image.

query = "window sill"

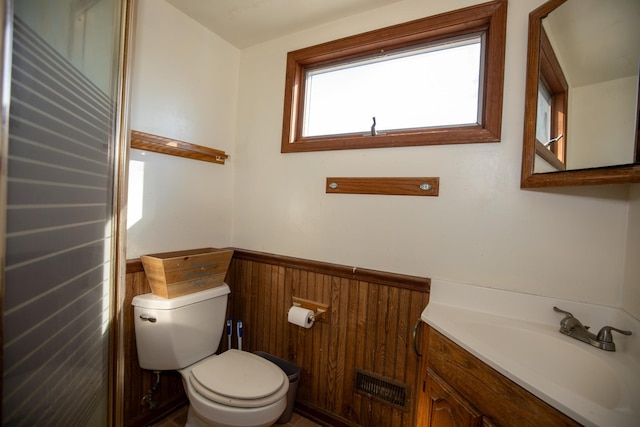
[283,124,500,153]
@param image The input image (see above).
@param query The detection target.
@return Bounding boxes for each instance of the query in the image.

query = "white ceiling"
[165,0,403,49]
[543,0,640,87]
[165,0,640,87]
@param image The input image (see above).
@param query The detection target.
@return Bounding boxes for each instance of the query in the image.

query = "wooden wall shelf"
[326,177,439,196]
[130,130,229,165]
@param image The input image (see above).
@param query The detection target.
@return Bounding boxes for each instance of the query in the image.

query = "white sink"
[466,320,622,409]
[422,280,640,427]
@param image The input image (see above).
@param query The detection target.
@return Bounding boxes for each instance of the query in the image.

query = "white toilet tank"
[132,284,230,370]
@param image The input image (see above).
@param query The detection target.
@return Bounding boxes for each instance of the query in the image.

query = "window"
[303,35,484,137]
[534,26,568,170]
[281,0,507,153]
[536,81,552,143]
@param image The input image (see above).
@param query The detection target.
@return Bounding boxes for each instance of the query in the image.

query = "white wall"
[127,0,638,314]
[624,185,640,319]
[231,0,633,308]
[568,76,637,169]
[126,0,239,257]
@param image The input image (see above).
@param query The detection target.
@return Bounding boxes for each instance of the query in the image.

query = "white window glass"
[536,81,552,145]
[302,35,483,137]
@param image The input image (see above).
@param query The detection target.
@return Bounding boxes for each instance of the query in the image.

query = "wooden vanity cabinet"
[418,326,582,427]
[425,367,483,427]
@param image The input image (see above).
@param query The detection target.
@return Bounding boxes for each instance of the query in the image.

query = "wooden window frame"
[534,26,568,170]
[281,0,507,153]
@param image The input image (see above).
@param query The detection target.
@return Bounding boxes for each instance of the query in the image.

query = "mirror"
[521,0,640,187]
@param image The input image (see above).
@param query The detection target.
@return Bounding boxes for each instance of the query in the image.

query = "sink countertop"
[421,280,640,427]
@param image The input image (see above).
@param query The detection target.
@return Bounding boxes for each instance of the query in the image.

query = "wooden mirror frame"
[520,0,640,188]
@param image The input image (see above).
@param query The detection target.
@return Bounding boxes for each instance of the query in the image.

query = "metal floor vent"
[354,369,410,411]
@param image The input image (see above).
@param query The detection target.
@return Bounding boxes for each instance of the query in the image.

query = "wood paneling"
[123,250,430,427]
[224,250,430,426]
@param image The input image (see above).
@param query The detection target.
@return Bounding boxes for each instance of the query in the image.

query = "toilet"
[132,284,289,427]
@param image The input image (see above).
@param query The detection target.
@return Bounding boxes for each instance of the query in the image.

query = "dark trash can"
[254,351,300,424]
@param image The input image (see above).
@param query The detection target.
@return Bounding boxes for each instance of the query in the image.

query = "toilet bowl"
[131,285,289,427]
[180,350,288,427]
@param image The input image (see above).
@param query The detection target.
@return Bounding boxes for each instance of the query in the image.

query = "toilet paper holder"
[292,296,328,322]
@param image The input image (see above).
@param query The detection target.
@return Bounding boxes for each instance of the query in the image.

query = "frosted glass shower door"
[2,0,126,425]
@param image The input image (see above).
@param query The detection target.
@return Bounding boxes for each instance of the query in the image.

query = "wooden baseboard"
[294,402,356,427]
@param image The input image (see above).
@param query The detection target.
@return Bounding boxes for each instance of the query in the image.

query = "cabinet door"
[426,368,483,427]
[482,417,498,427]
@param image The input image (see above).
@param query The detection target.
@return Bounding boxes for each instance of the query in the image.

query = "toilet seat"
[189,350,289,408]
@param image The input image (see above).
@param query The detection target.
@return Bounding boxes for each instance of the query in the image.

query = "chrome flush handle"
[139,314,157,323]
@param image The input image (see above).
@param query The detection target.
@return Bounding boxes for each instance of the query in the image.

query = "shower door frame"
[0,1,12,421]
[0,0,135,425]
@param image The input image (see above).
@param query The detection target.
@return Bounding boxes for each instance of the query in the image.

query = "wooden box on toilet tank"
[140,247,234,298]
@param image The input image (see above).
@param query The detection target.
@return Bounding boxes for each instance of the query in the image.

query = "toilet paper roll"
[288,306,314,329]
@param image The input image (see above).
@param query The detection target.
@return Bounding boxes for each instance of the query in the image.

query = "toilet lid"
[191,350,287,405]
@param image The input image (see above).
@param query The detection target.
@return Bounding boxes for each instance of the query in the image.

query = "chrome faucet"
[553,306,632,351]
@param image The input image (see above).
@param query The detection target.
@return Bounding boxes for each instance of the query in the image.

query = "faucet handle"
[597,326,632,343]
[554,306,579,333]
[553,306,574,318]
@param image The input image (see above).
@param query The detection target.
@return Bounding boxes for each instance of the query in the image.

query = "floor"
[150,405,322,427]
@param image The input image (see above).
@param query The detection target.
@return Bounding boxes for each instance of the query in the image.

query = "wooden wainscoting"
[224,250,430,427]
[124,249,430,427]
